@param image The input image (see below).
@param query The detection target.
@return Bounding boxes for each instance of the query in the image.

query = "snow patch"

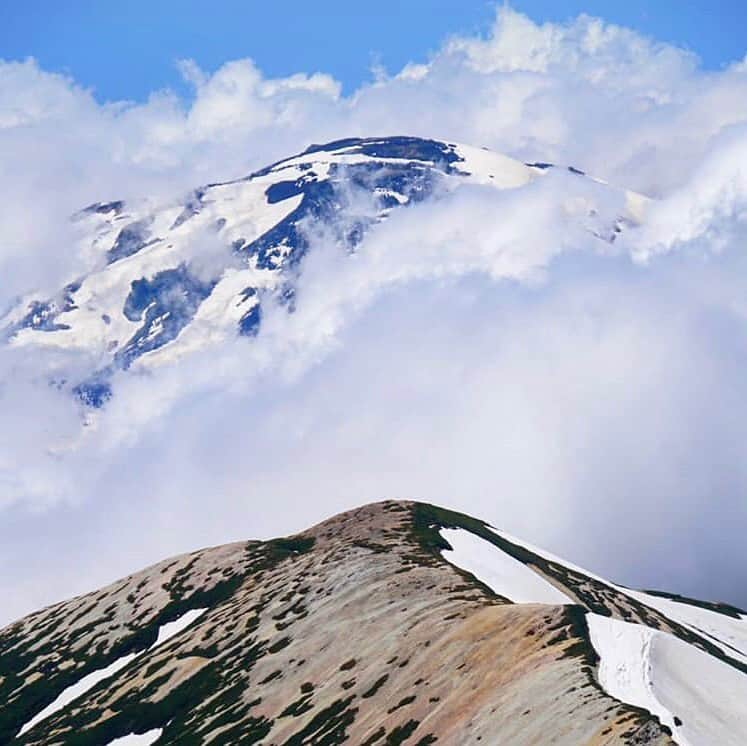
[625,590,747,664]
[18,607,207,736]
[153,607,207,647]
[107,727,163,745]
[453,143,534,189]
[19,653,137,735]
[440,528,573,605]
[587,613,747,746]
[586,615,678,737]
[487,526,747,669]
[649,630,747,746]
[490,525,610,585]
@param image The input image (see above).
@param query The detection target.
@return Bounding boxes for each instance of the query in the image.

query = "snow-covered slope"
[441,520,747,745]
[2,501,743,745]
[0,136,645,407]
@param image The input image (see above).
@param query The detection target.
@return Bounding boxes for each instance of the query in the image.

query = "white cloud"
[631,123,747,258]
[1,7,747,624]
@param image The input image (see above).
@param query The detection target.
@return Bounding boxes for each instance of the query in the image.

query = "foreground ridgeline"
[2,501,745,745]
[0,137,646,409]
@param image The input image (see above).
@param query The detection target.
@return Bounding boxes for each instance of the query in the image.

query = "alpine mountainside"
[0,136,646,408]
[2,501,745,745]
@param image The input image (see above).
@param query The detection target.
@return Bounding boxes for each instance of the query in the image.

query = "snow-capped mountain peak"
[1,136,646,408]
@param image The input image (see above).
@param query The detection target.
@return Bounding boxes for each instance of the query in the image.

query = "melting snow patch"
[648,628,747,746]
[585,615,675,734]
[19,653,137,735]
[480,527,747,671]
[587,613,747,746]
[107,728,163,745]
[440,528,573,605]
[489,526,609,585]
[19,607,207,736]
[152,607,207,648]
[624,589,747,664]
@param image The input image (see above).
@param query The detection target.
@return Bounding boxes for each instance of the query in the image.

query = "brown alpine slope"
[0,501,675,745]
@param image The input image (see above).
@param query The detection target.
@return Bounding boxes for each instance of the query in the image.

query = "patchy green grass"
[361,674,389,699]
[3,530,318,744]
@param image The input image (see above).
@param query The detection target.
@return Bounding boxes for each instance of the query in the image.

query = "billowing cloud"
[1,8,747,624]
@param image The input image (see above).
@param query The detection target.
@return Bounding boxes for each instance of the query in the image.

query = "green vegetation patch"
[361,674,389,699]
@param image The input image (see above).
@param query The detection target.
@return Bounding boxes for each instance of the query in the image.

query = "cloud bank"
[1,8,747,624]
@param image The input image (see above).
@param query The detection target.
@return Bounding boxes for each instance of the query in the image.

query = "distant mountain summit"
[3,500,745,744]
[1,137,646,408]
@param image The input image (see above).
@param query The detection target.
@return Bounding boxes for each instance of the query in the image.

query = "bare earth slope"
[2,501,745,745]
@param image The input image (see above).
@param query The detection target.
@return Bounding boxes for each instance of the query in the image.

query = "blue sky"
[2,1,745,101]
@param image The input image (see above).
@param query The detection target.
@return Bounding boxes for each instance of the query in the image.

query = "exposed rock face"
[2,501,744,745]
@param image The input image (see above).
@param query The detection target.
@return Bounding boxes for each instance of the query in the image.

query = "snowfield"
[588,614,747,746]
[440,525,747,746]
[648,629,747,746]
[441,527,573,604]
[625,588,747,665]
[586,615,680,738]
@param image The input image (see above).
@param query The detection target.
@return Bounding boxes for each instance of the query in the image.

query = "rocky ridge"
[1,501,745,745]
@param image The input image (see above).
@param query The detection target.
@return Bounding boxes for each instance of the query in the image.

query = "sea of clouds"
[1,8,747,623]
